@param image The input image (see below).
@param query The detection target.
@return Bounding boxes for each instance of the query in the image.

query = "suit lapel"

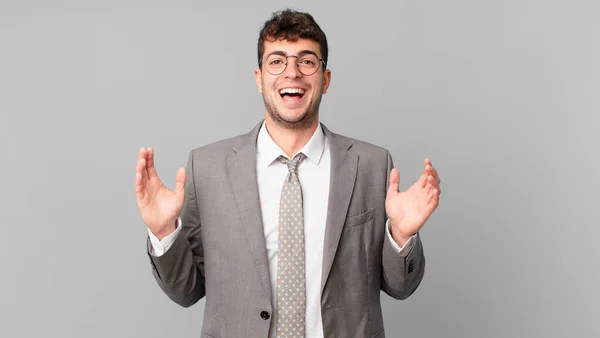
[320,125,358,293]
[224,122,358,299]
[226,121,272,300]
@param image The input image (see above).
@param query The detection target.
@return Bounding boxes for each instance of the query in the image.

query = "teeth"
[279,88,305,95]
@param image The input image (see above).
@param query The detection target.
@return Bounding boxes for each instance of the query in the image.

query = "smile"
[279,87,306,103]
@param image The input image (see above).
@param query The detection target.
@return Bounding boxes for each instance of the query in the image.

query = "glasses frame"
[263,53,327,76]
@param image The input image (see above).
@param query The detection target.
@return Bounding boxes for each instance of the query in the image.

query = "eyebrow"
[266,50,319,58]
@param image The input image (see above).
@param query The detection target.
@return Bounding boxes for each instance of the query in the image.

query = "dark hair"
[257,9,328,69]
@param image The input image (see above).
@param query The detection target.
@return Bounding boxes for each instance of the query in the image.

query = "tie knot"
[278,153,306,174]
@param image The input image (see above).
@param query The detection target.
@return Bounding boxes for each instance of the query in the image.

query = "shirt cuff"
[147,218,182,257]
[386,218,416,256]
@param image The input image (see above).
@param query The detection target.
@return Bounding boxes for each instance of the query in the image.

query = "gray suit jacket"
[148,121,425,338]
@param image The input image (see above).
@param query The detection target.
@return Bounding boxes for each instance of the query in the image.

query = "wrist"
[389,220,413,247]
[152,220,177,241]
[391,231,411,247]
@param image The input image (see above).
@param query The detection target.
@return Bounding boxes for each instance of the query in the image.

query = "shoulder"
[185,132,249,168]
[193,134,244,154]
[325,127,391,164]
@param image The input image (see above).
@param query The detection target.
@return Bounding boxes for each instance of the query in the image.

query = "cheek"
[263,79,276,93]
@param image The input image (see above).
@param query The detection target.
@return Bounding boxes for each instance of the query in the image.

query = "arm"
[147,150,206,307]
[380,151,426,299]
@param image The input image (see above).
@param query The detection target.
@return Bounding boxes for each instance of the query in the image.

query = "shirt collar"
[256,120,326,168]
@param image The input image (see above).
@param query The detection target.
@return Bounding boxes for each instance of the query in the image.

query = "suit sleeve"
[380,150,426,300]
[146,150,206,307]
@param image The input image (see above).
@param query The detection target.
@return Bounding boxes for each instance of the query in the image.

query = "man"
[135,9,441,338]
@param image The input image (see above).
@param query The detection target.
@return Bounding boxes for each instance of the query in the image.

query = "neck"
[264,115,318,158]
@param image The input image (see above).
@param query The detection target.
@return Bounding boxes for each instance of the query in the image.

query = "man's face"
[255,38,331,130]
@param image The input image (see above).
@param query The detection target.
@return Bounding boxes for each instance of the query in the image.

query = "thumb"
[387,168,400,196]
[175,167,186,195]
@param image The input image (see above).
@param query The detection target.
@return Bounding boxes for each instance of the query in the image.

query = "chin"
[280,110,308,123]
[269,108,316,130]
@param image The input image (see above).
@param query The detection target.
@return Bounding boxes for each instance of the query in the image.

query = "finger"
[420,171,428,188]
[424,181,441,195]
[137,147,146,164]
[423,164,441,185]
[424,158,440,181]
[387,168,400,196]
[135,170,150,210]
[136,148,144,174]
[175,167,186,195]
[427,188,439,204]
[428,195,439,209]
[136,148,150,181]
[433,187,440,198]
[146,147,159,179]
[135,171,146,203]
[135,171,142,193]
[426,175,439,189]
[425,180,434,194]
[426,165,441,184]
[136,149,147,199]
[138,157,148,181]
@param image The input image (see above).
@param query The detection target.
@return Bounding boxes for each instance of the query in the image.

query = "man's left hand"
[386,158,441,246]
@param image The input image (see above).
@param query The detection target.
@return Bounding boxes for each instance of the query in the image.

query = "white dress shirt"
[148,122,415,338]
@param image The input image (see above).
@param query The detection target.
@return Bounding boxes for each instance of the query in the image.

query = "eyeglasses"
[264,52,326,76]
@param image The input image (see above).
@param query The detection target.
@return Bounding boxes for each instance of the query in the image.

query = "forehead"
[262,38,321,57]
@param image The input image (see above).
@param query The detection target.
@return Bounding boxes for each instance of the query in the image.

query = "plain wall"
[1,0,598,337]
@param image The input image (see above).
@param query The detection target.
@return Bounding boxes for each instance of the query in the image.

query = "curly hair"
[257,9,328,69]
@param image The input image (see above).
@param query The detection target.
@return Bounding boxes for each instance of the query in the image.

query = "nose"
[282,56,302,79]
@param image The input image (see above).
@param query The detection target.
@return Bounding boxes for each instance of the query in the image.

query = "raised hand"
[385,158,441,246]
[135,147,186,240]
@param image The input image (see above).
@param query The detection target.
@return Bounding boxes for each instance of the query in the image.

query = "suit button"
[260,311,270,320]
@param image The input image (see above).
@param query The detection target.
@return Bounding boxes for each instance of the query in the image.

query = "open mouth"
[279,87,306,103]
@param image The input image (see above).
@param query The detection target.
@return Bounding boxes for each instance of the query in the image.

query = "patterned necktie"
[276,153,307,338]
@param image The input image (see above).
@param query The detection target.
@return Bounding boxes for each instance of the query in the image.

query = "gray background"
[1,0,598,337]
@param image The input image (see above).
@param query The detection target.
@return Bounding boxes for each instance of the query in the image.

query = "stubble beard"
[263,91,322,131]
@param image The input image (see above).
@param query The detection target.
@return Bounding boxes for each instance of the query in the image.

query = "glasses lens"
[265,55,287,75]
[297,54,320,75]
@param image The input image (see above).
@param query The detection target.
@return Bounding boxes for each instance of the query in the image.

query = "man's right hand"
[135,147,186,240]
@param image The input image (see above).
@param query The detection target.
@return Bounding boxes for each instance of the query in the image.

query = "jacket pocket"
[344,208,375,228]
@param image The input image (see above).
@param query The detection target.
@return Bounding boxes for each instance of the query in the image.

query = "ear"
[254,68,263,94]
[322,68,332,94]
